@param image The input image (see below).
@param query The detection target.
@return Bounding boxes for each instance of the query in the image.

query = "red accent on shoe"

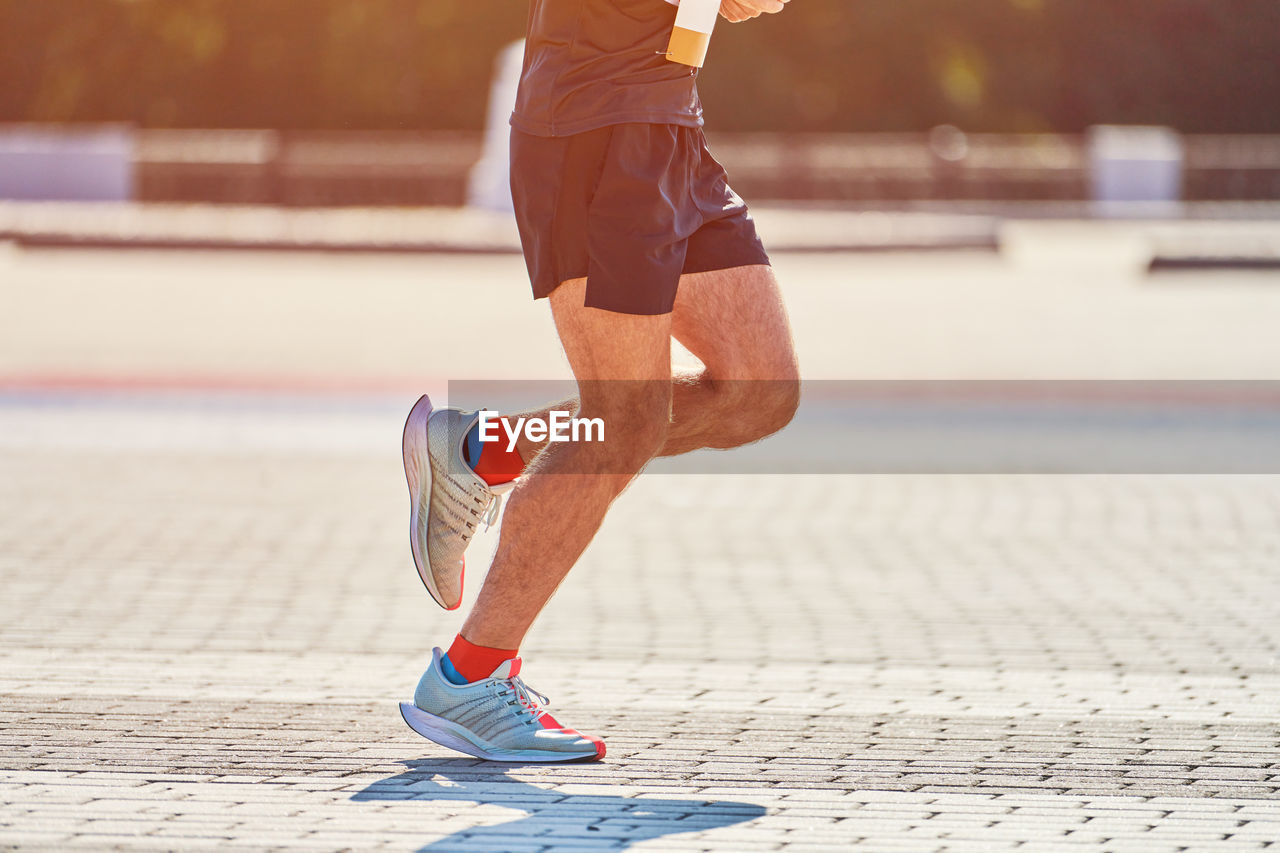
[471,421,525,486]
[447,635,518,683]
[445,557,465,612]
[539,719,606,759]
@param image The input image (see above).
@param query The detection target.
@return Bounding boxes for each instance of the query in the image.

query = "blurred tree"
[700,0,1280,132]
[0,0,1276,132]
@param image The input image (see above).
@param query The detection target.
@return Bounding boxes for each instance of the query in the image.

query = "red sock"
[465,420,525,487]
[473,442,524,486]
[446,635,518,683]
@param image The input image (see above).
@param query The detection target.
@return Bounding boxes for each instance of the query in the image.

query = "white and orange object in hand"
[664,0,721,68]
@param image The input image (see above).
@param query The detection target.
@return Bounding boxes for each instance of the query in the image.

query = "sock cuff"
[464,417,525,486]
[446,634,519,683]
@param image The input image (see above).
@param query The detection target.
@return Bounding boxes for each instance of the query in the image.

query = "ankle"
[443,634,518,684]
[464,417,525,487]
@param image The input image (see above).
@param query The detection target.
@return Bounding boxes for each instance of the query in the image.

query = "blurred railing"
[135,130,479,206]
[23,128,1280,205]
[1183,135,1280,201]
[709,132,1090,202]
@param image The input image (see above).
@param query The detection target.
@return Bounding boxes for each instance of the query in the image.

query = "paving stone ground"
[2,242,1280,850]
[1,394,1278,852]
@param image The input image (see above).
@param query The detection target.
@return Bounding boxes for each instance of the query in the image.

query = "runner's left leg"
[459,277,676,650]
[475,264,800,465]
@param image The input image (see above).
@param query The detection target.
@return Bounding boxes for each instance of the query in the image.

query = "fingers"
[719,0,755,22]
[719,0,787,22]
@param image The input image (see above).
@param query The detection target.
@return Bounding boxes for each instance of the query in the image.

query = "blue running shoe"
[400,648,606,762]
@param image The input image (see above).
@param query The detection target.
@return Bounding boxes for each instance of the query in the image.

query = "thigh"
[549,278,673,396]
[670,264,799,381]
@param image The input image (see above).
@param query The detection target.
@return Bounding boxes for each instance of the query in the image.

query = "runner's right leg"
[452,264,800,648]
[405,262,799,615]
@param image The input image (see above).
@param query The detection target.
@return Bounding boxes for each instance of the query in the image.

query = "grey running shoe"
[399,648,606,762]
[402,395,512,610]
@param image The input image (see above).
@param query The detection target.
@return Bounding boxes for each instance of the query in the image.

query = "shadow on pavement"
[351,759,765,852]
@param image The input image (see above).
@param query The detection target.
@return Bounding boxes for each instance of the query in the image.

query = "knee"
[615,407,670,467]
[711,376,800,447]
[742,378,800,442]
[582,384,671,472]
[756,378,800,438]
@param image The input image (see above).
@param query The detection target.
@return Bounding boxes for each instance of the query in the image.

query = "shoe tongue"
[488,658,521,679]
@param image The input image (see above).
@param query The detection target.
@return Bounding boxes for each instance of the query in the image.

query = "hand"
[719,0,788,23]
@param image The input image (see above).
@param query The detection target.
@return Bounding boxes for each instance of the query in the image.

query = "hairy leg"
[663,263,800,454]
[459,279,674,649]
[501,266,800,462]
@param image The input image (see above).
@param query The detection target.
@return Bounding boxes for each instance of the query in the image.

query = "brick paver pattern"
[1,396,1279,851]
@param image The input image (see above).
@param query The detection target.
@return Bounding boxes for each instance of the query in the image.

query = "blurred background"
[5,8,1280,849]
[1,0,1279,390]
[4,0,1278,133]
[2,0,1280,207]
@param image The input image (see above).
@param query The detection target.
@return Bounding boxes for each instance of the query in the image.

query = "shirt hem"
[510,111,704,138]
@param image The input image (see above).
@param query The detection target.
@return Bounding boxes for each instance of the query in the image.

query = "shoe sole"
[399,702,603,763]
[402,395,460,611]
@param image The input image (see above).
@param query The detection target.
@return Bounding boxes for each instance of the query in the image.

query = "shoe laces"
[481,491,503,531]
[458,480,503,538]
[499,675,551,724]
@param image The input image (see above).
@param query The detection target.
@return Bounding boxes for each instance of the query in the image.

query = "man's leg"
[496,264,800,464]
[400,277,672,761]
[460,265,798,648]
[664,263,800,454]
[459,278,676,649]
[399,266,798,761]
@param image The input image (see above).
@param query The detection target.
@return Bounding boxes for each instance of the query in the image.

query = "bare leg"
[663,263,800,454]
[503,265,800,462]
[459,268,799,649]
[460,279,675,649]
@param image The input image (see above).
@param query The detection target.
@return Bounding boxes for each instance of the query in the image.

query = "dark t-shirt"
[510,0,705,137]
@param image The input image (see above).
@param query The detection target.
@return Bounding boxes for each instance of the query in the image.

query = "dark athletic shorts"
[510,123,771,316]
